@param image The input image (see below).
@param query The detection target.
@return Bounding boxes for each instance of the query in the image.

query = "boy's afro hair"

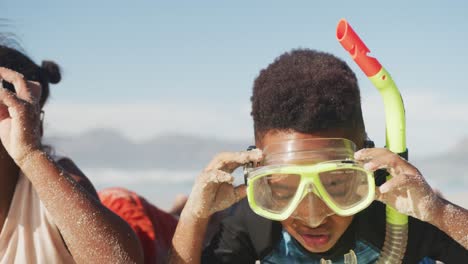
[251,48,364,136]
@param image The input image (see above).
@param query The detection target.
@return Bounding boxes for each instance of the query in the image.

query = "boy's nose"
[290,186,334,227]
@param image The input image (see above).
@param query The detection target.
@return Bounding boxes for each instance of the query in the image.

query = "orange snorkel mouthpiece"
[336,19,382,77]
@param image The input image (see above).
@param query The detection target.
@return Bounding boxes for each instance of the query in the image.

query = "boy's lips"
[300,233,331,247]
[296,226,331,247]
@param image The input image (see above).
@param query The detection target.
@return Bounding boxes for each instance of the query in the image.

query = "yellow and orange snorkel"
[337,19,409,263]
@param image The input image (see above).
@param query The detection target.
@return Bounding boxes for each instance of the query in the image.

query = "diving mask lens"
[319,167,371,211]
[248,164,373,219]
[251,173,301,215]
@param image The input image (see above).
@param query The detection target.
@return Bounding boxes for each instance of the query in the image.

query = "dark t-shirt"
[202,199,468,263]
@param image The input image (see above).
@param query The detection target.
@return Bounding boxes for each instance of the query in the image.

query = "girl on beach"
[0,42,143,263]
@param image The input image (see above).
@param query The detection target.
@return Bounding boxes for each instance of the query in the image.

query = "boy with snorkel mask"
[170,49,468,263]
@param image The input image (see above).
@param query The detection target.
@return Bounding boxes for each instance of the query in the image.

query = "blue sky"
[3,0,468,157]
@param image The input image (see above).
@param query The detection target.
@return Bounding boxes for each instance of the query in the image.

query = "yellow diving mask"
[244,138,375,223]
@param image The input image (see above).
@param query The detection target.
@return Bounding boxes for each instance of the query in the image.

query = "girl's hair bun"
[41,60,61,84]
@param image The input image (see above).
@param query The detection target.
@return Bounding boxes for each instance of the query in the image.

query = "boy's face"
[256,129,364,253]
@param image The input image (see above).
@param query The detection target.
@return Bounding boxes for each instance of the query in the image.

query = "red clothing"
[99,188,177,264]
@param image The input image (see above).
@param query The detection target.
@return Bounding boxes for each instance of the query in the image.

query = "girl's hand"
[355,148,440,222]
[0,67,42,165]
[183,149,263,219]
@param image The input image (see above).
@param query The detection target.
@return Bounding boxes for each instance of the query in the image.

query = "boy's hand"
[355,148,441,222]
[183,149,263,219]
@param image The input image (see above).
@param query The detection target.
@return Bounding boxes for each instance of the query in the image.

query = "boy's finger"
[378,176,403,194]
[374,187,383,201]
[213,170,234,184]
[206,149,263,173]
[356,148,410,175]
[234,185,247,203]
[354,147,391,161]
[200,169,234,184]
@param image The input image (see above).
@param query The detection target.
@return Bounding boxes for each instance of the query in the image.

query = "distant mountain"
[45,130,467,207]
[44,129,251,171]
